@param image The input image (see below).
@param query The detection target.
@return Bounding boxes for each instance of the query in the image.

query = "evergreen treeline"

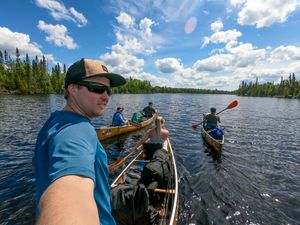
[0,50,231,95]
[236,73,300,99]
[114,77,232,94]
[2,49,298,98]
[0,48,65,94]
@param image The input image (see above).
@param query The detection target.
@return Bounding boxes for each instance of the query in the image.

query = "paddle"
[192,100,238,129]
[108,145,143,173]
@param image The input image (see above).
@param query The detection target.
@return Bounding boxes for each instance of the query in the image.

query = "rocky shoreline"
[0,89,20,94]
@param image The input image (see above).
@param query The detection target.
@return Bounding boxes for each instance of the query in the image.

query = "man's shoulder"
[56,121,96,142]
[115,112,122,118]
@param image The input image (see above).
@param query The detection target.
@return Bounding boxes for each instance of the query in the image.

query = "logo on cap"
[102,65,108,72]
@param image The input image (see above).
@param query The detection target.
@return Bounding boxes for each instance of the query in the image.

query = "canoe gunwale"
[97,113,157,140]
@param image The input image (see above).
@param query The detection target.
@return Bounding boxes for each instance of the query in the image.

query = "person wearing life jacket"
[203,107,221,130]
[112,107,128,126]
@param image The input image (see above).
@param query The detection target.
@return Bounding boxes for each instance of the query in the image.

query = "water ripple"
[1,94,299,224]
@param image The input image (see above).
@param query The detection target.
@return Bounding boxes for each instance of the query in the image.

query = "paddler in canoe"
[111,106,128,126]
[201,107,224,152]
[142,101,157,118]
[203,107,221,131]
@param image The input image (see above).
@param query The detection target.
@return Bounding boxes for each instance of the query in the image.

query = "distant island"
[0,49,299,99]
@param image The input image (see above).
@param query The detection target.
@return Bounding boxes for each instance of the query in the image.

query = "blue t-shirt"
[33,111,116,225]
[112,112,126,126]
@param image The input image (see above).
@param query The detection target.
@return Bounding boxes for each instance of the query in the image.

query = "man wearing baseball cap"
[33,59,126,225]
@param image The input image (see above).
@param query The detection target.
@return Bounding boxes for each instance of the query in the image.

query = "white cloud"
[226,43,266,67]
[100,43,173,88]
[115,31,143,53]
[139,17,154,39]
[116,12,135,29]
[203,10,209,15]
[35,0,87,27]
[37,20,78,49]
[155,58,183,73]
[202,29,242,47]
[0,27,42,57]
[99,12,161,84]
[69,7,88,27]
[101,1,300,90]
[100,44,144,75]
[0,26,58,65]
[211,20,223,32]
[269,45,300,62]
[233,60,300,85]
[232,0,300,28]
[133,72,172,87]
[114,12,158,55]
[229,0,247,7]
[193,54,234,72]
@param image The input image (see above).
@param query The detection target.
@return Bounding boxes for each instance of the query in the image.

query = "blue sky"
[1,0,300,90]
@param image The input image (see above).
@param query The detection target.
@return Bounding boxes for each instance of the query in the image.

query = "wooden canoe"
[111,138,178,225]
[201,126,224,153]
[96,113,157,141]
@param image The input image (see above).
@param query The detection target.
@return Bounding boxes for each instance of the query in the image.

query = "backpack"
[131,112,144,124]
[209,127,224,139]
[111,183,158,225]
[140,148,172,190]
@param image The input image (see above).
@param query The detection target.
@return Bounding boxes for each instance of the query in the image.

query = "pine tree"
[16,48,20,63]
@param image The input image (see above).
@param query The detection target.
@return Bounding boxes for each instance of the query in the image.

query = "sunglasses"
[77,81,112,96]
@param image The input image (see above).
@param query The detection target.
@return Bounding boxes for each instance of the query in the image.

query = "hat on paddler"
[65,58,126,88]
[210,107,216,113]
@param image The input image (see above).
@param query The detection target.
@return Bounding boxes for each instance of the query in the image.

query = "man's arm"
[120,114,128,124]
[37,175,99,225]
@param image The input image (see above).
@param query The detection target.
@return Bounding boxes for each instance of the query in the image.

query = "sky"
[1,0,300,91]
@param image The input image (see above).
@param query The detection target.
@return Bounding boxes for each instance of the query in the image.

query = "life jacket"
[112,112,123,126]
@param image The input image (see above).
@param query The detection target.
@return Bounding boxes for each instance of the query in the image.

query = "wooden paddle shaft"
[154,188,176,194]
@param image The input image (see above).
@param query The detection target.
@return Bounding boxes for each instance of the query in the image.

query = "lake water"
[0,94,299,225]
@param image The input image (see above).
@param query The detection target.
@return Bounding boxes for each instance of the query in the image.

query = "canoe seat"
[135,160,150,163]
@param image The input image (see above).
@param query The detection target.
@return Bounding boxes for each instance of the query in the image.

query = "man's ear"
[67,84,78,96]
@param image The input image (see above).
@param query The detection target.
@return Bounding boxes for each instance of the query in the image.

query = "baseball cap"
[65,58,126,88]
